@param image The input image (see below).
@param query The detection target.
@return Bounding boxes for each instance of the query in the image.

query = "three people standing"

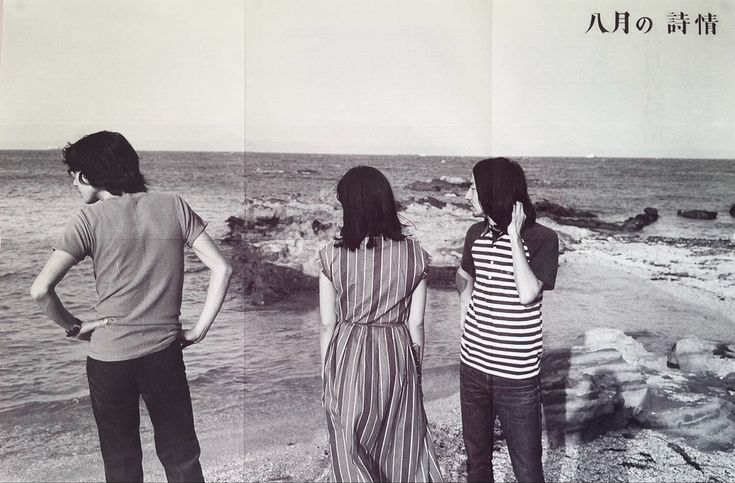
[319,158,558,482]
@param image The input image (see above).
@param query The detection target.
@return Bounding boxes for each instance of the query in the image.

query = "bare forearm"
[33,290,77,331]
[190,266,232,339]
[509,235,543,305]
[456,269,473,331]
[407,322,424,365]
[320,322,336,368]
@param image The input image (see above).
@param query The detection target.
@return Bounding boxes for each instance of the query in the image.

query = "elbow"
[320,317,337,331]
[30,282,50,302]
[223,262,234,279]
[518,296,534,306]
[215,261,234,280]
[518,290,541,306]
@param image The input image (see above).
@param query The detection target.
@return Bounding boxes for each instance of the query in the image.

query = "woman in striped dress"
[318,166,443,482]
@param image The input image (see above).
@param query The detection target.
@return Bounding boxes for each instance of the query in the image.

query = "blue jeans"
[86,342,204,482]
[460,362,544,482]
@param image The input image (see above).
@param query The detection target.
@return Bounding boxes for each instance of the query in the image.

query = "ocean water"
[243,152,735,425]
[0,150,245,459]
[245,153,735,240]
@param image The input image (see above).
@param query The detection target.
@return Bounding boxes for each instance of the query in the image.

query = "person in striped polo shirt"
[456,157,559,482]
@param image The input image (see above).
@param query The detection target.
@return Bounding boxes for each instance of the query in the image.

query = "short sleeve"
[318,245,333,282]
[54,210,93,262]
[526,226,559,290]
[460,223,483,279]
[176,195,208,247]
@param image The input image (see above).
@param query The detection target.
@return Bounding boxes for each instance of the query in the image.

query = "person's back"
[30,131,232,482]
[58,192,206,360]
[318,166,443,482]
[319,236,428,327]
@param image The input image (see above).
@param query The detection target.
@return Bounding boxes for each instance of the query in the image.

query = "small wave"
[0,394,91,419]
[190,365,244,387]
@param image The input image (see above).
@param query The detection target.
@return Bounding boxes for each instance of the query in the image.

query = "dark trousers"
[460,362,544,483]
[86,343,204,482]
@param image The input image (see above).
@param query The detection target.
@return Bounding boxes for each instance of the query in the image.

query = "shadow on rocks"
[541,350,637,482]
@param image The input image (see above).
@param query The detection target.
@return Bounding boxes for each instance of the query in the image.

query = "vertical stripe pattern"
[320,237,442,482]
[460,233,544,379]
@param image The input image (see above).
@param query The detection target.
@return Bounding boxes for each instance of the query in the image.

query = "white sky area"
[0,0,245,151]
[246,0,735,158]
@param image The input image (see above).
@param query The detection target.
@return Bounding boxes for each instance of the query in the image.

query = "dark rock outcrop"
[534,200,658,232]
[677,209,717,220]
[534,199,598,219]
[412,197,448,209]
[246,214,295,234]
[620,207,659,232]
[236,241,318,306]
[730,204,735,217]
[407,178,470,192]
[311,219,333,234]
[225,216,245,241]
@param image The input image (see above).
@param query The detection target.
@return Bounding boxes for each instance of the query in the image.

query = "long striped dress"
[319,236,443,482]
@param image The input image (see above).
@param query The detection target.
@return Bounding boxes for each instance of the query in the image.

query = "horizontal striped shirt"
[460,222,558,379]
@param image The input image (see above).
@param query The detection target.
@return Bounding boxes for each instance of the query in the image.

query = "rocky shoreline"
[243,328,735,482]
[239,191,735,481]
[232,194,734,306]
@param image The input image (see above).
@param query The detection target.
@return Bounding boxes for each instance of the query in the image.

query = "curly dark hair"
[62,131,147,195]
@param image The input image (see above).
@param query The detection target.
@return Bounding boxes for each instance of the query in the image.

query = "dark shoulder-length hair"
[62,131,147,195]
[335,165,405,251]
[473,157,536,233]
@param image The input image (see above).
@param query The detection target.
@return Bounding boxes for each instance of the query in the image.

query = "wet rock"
[407,178,469,192]
[311,219,333,234]
[534,199,598,219]
[412,197,448,209]
[246,214,295,234]
[620,208,659,232]
[667,337,735,378]
[724,372,735,392]
[237,242,318,306]
[224,216,245,241]
[534,200,658,232]
[677,209,717,220]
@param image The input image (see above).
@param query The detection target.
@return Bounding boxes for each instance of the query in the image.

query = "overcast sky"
[0,0,245,151]
[246,0,735,158]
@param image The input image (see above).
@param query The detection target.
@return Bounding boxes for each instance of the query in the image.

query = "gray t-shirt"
[55,192,207,361]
